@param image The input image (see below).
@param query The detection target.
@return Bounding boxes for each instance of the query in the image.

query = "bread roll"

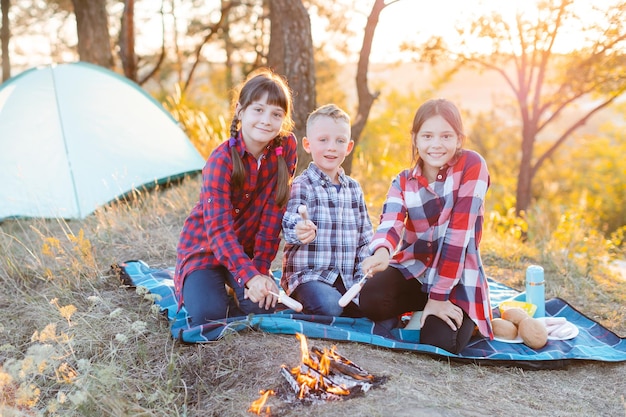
[501,307,530,325]
[492,318,518,340]
[518,317,548,349]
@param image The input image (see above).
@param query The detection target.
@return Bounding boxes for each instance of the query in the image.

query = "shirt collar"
[230,132,281,159]
[306,162,348,186]
[409,150,463,180]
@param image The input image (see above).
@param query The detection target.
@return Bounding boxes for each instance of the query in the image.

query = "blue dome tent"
[0,62,205,220]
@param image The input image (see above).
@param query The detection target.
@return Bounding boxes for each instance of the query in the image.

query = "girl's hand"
[420,299,464,331]
[361,247,390,275]
[244,274,279,310]
[295,219,317,244]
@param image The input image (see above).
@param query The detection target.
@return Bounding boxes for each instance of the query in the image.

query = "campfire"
[249,333,386,415]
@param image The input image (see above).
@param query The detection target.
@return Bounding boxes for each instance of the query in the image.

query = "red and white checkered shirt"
[369,150,493,338]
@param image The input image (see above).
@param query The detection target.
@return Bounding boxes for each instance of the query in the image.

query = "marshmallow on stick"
[298,204,309,220]
[269,291,303,312]
[338,272,371,307]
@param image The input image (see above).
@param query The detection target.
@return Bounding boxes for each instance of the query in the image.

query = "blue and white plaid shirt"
[281,163,373,295]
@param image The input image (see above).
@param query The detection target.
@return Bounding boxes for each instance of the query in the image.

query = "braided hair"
[229,68,294,208]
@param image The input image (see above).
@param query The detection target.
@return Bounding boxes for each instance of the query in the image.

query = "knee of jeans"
[420,316,461,354]
[302,299,343,317]
[325,303,344,317]
[239,298,276,315]
[359,294,387,321]
[186,303,227,326]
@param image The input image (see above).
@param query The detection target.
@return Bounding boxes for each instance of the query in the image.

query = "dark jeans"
[182,266,276,326]
[291,277,363,318]
[359,266,475,354]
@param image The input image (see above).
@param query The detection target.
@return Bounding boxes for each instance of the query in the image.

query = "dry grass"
[1,176,625,417]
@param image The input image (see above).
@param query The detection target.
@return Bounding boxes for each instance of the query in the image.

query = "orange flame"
[250,333,354,411]
[290,333,350,397]
[248,389,274,415]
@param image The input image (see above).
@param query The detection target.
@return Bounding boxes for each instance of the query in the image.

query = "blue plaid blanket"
[115,260,626,368]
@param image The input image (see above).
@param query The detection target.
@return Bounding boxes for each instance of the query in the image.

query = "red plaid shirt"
[174,133,297,308]
[370,150,493,338]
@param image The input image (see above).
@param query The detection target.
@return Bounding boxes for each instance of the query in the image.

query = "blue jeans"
[292,279,363,318]
[182,266,276,326]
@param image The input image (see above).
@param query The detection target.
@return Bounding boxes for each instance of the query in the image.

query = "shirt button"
[437,174,442,180]
[427,242,432,247]
[245,194,250,198]
[426,257,431,262]
[207,198,212,203]
[235,208,240,213]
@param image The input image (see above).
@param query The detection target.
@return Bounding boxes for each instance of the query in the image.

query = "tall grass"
[0,180,200,416]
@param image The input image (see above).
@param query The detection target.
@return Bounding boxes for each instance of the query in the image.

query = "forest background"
[1,0,625,416]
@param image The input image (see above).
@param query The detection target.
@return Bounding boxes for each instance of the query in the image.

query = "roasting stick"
[265,205,311,314]
[269,291,303,312]
[260,205,311,314]
[338,271,372,307]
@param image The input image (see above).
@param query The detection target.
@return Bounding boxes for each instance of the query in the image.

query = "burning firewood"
[310,346,382,382]
[248,333,387,413]
[280,364,351,401]
[280,333,386,403]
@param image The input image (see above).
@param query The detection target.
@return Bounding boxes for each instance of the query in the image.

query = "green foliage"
[609,226,626,257]
[352,89,429,217]
[466,106,520,213]
[314,50,348,110]
[559,127,626,237]
[162,83,229,160]
[541,204,611,275]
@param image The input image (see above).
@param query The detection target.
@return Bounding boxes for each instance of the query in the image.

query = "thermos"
[525,265,545,317]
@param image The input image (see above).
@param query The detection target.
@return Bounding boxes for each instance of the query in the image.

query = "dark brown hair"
[410,98,466,169]
[228,68,294,207]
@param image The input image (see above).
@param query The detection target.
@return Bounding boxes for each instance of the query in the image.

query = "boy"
[281,104,373,316]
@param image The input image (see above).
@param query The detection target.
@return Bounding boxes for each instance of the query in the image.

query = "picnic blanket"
[113,260,626,369]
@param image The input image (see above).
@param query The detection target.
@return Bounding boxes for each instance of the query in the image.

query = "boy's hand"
[295,219,317,244]
[296,204,316,244]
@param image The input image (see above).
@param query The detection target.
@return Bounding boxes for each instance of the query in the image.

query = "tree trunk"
[267,0,316,174]
[222,0,234,93]
[1,0,10,81]
[182,1,233,94]
[344,0,386,175]
[71,0,114,69]
[515,129,535,217]
[445,1,626,219]
[120,0,137,81]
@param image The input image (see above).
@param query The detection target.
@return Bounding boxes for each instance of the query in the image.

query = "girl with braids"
[174,68,297,325]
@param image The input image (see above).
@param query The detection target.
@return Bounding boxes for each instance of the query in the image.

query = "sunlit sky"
[8,0,620,69]
[340,0,613,62]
